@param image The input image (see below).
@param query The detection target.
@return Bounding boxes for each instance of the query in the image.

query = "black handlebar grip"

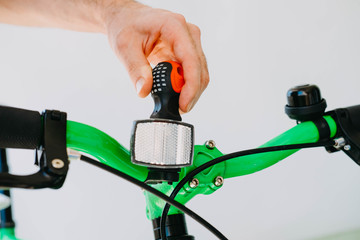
[150,61,185,121]
[0,106,41,149]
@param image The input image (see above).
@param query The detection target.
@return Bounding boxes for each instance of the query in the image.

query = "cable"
[80,155,228,240]
[160,140,335,240]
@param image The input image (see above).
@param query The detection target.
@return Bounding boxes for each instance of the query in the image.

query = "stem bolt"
[344,145,351,151]
[205,140,216,149]
[189,178,199,188]
[52,159,65,169]
[214,176,224,187]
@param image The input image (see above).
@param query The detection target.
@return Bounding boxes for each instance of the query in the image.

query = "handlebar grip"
[0,106,41,149]
[150,61,185,121]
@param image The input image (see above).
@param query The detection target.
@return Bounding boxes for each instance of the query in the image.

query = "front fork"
[145,183,194,240]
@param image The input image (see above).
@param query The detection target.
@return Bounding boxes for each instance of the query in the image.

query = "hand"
[104,1,209,112]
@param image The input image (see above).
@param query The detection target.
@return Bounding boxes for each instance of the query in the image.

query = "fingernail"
[187,100,195,112]
[179,109,185,115]
[136,78,144,95]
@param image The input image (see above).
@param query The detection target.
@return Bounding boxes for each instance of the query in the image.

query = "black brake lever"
[326,105,360,165]
[0,109,68,189]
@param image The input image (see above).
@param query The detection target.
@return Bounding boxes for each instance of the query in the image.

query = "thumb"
[131,62,153,98]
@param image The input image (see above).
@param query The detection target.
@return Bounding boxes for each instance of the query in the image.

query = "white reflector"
[131,119,194,168]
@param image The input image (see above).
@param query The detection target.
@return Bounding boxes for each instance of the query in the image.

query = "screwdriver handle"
[150,61,185,121]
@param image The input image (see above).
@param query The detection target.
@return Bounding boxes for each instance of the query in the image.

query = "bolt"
[189,178,199,188]
[344,145,351,151]
[333,137,346,150]
[214,176,224,187]
[52,159,65,169]
[205,140,216,149]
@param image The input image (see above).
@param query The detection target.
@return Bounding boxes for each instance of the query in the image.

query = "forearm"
[0,0,209,112]
[0,0,130,33]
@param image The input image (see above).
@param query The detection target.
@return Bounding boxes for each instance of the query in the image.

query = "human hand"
[103,1,209,112]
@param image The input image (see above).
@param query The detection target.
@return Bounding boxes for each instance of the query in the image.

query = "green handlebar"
[224,115,337,178]
[66,121,148,182]
[66,116,337,182]
[65,116,338,220]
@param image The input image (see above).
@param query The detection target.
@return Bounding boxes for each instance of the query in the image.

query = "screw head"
[344,145,351,151]
[189,178,199,188]
[214,176,224,187]
[52,159,65,169]
[205,140,216,149]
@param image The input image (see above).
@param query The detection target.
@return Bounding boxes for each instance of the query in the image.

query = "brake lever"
[326,105,360,165]
[0,170,65,189]
[0,110,69,189]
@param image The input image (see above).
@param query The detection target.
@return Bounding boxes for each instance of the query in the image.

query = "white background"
[0,0,360,239]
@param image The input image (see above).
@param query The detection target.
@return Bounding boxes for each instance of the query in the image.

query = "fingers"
[146,22,208,113]
[114,32,153,98]
[146,41,177,66]
[178,57,201,112]
[187,23,209,93]
[169,21,209,112]
[106,5,209,110]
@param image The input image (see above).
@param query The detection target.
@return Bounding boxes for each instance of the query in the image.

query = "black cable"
[160,140,335,240]
[80,155,228,240]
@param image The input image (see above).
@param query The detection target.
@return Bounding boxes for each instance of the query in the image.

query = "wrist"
[100,0,148,34]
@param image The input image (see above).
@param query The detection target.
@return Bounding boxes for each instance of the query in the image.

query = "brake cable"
[79,155,228,240]
[159,140,335,240]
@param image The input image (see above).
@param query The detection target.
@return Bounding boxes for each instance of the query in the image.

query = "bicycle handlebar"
[223,115,337,178]
[67,121,148,182]
[0,106,41,149]
[0,102,359,240]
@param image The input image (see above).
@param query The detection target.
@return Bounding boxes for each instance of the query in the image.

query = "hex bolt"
[52,159,65,169]
[189,178,199,188]
[205,140,216,149]
[214,176,224,187]
[344,145,351,151]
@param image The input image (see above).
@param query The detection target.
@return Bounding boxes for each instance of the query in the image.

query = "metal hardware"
[189,178,199,189]
[205,140,216,149]
[214,176,224,187]
[51,159,65,169]
[333,137,346,150]
[344,145,351,151]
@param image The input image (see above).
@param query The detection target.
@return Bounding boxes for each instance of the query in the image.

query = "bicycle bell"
[130,61,194,184]
[285,84,327,122]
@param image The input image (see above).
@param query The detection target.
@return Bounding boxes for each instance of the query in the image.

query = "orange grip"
[168,61,185,93]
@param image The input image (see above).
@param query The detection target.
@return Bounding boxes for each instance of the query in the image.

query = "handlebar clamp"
[326,105,360,166]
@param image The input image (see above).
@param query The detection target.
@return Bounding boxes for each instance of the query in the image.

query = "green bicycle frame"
[0,116,337,240]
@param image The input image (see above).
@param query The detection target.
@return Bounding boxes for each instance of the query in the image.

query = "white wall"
[0,0,360,239]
